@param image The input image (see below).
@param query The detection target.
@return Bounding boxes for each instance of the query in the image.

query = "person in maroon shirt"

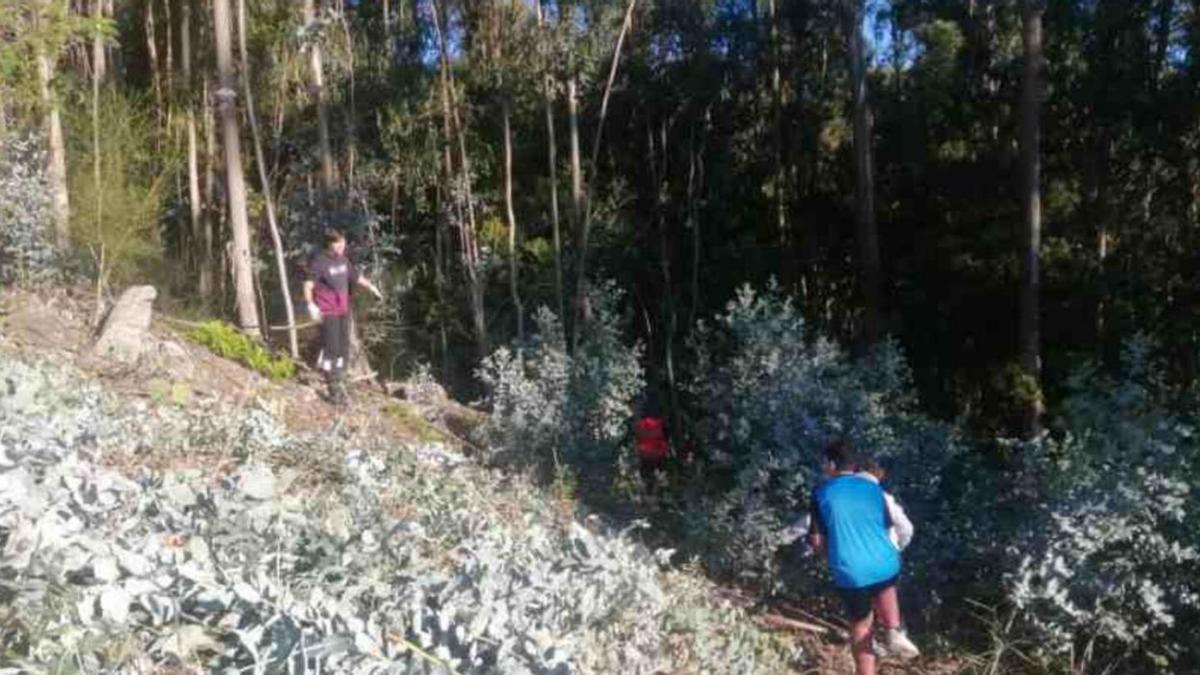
[302,229,383,405]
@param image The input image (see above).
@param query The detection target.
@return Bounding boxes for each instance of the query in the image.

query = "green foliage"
[476,281,645,483]
[185,321,297,381]
[1004,340,1200,671]
[0,134,61,286]
[0,1,95,119]
[65,90,174,286]
[679,283,962,593]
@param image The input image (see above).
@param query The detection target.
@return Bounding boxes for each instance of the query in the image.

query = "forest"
[2,0,1200,672]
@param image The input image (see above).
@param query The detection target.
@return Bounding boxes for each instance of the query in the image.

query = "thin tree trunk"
[92,0,107,82]
[1019,0,1044,437]
[845,0,882,345]
[182,1,205,299]
[303,0,337,192]
[537,0,565,320]
[566,45,584,253]
[213,0,261,338]
[648,119,681,433]
[37,46,71,251]
[434,184,451,384]
[91,9,104,305]
[238,0,298,358]
[146,0,164,144]
[164,0,174,128]
[503,100,524,343]
[572,0,638,348]
[201,75,216,302]
[432,0,488,361]
[498,1,524,343]
[768,0,788,249]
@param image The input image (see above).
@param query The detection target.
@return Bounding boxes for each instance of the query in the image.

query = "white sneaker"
[876,627,920,660]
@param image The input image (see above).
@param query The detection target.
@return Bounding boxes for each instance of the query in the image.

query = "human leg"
[872,582,919,659]
[321,315,350,404]
[849,614,878,675]
[840,586,878,675]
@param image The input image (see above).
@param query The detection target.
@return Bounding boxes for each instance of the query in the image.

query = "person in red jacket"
[634,396,672,493]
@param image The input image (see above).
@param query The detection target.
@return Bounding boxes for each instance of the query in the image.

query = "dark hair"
[323,229,346,249]
[824,437,860,471]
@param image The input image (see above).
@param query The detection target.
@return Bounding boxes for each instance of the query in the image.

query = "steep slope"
[1,289,806,673]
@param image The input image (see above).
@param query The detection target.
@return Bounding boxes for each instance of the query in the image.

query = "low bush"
[1005,340,1200,672]
[476,280,644,485]
[185,320,297,380]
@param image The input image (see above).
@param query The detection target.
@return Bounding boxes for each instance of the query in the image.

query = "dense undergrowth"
[477,284,1200,674]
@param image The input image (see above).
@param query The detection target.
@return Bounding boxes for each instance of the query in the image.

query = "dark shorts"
[837,575,898,622]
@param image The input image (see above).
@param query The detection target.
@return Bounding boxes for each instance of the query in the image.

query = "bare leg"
[874,585,901,629]
[850,613,877,675]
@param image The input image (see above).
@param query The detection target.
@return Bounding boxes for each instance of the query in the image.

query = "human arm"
[302,280,321,320]
[806,492,826,555]
[356,275,384,300]
[884,491,913,550]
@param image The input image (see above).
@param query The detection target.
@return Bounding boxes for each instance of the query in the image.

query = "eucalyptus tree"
[212,0,261,338]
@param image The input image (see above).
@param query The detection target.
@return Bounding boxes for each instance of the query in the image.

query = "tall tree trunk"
[163,0,174,127]
[213,0,261,338]
[503,99,524,343]
[536,0,565,320]
[303,0,337,192]
[37,45,71,251]
[768,0,788,250]
[182,0,206,301]
[845,0,882,345]
[497,1,524,343]
[201,76,217,303]
[572,0,638,349]
[432,0,488,361]
[566,33,584,255]
[238,0,298,357]
[146,0,164,143]
[92,0,107,82]
[1019,0,1044,437]
[91,9,105,307]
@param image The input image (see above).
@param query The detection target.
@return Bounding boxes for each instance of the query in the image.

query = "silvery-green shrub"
[1006,339,1200,669]
[680,283,961,593]
[0,134,61,286]
[476,280,645,479]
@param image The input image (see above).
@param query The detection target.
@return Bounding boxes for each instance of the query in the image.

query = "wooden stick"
[758,612,833,635]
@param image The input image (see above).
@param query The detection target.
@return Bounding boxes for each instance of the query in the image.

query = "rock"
[237,464,276,501]
[94,286,158,364]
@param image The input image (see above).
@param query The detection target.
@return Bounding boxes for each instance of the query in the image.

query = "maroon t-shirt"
[307,252,359,316]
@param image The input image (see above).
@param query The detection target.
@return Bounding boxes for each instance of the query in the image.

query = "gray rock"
[237,464,276,501]
[93,286,158,364]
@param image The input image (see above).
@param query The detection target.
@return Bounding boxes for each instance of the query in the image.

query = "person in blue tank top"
[808,438,920,674]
